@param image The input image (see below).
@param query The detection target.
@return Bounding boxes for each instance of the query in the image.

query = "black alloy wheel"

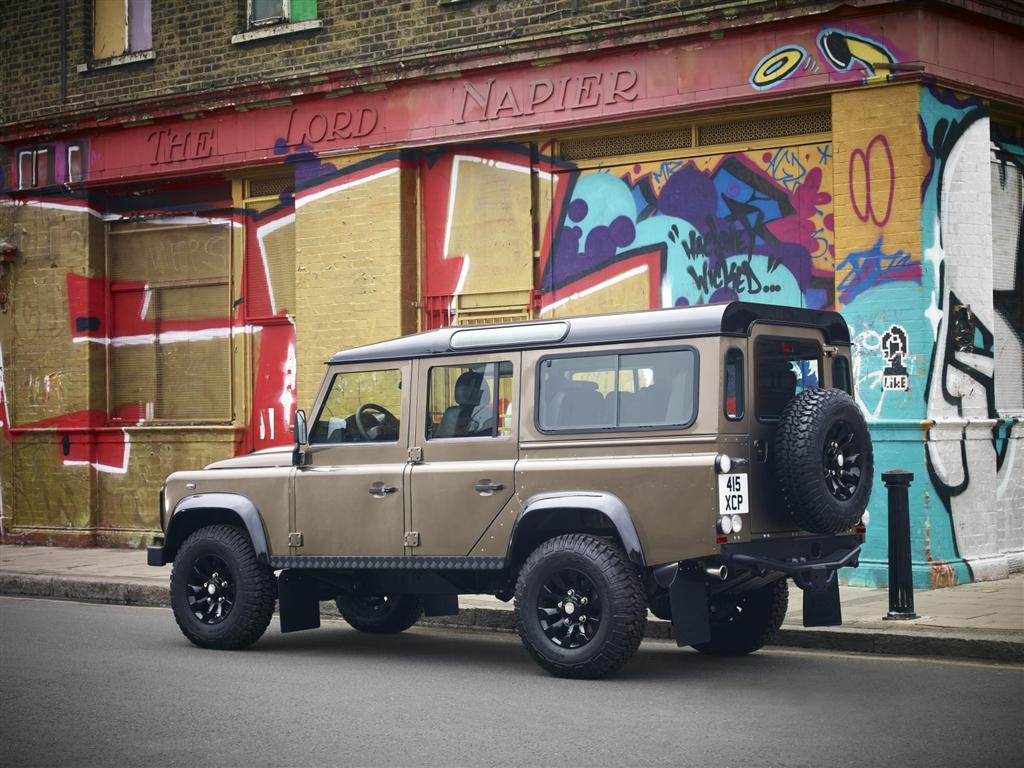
[186,553,235,625]
[536,568,603,649]
[170,525,276,650]
[774,387,874,534]
[514,533,646,679]
[822,419,863,501]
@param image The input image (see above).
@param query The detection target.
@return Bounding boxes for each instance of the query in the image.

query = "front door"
[409,353,520,556]
[293,363,410,556]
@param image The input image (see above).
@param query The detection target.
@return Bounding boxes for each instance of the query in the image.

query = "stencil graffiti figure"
[881,325,910,391]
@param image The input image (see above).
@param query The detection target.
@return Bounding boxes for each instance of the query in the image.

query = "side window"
[833,356,853,394]
[427,361,513,439]
[725,348,744,420]
[756,338,821,420]
[311,369,402,444]
[538,349,697,432]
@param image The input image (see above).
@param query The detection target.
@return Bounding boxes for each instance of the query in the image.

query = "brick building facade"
[1,0,1022,586]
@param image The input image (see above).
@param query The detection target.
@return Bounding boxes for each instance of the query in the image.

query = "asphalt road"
[1,597,1022,768]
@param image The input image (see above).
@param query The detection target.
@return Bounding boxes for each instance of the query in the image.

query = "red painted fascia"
[0,1,854,144]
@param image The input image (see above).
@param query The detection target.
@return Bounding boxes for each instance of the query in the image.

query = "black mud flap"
[278,570,321,633]
[802,576,842,627]
[654,563,711,647]
[422,594,459,617]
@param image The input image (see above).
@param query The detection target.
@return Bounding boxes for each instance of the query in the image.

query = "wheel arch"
[507,492,646,570]
[164,493,271,565]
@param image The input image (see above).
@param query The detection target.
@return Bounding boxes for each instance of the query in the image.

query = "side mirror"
[292,410,308,467]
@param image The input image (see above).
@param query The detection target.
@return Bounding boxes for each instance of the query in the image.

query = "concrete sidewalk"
[2,544,1022,662]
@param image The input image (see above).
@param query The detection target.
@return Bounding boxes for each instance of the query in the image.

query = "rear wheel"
[691,579,788,656]
[514,534,646,679]
[334,594,423,634]
[170,524,276,650]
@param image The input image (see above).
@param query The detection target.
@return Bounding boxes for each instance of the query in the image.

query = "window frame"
[534,345,700,435]
[91,0,153,61]
[425,360,514,441]
[104,219,234,425]
[754,335,824,423]
[832,355,853,395]
[310,367,404,446]
[724,346,745,421]
[249,0,289,27]
[17,147,55,189]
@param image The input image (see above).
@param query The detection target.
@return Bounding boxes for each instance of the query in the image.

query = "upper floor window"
[537,349,697,433]
[249,0,317,27]
[93,0,152,60]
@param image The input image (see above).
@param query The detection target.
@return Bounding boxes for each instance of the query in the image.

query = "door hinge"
[823,344,838,357]
[404,531,420,547]
[408,446,423,463]
[288,532,304,547]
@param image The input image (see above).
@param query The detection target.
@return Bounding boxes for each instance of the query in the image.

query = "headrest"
[454,370,490,406]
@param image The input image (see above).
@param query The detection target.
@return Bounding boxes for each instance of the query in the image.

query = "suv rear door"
[747,324,827,534]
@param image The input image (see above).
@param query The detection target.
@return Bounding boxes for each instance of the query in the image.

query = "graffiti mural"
[540,144,835,315]
[919,86,1024,581]
[749,26,898,91]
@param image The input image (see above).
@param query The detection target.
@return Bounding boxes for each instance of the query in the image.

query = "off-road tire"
[692,579,789,656]
[334,594,423,634]
[170,524,276,650]
[514,534,647,679]
[775,387,873,534]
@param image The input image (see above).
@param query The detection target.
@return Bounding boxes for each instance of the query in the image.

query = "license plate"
[718,473,748,515]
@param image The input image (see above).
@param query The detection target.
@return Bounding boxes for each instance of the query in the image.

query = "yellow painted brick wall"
[833,83,925,311]
[294,163,418,408]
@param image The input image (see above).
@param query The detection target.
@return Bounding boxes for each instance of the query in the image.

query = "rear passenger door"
[408,353,520,556]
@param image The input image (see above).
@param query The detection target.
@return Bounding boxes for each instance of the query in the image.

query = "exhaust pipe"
[705,564,728,581]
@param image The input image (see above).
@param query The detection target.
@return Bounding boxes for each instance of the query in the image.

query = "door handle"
[474,482,504,494]
[368,485,398,497]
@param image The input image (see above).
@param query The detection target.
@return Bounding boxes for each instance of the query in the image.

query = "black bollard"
[882,469,918,620]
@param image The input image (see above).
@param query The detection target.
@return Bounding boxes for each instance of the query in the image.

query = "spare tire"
[774,388,873,534]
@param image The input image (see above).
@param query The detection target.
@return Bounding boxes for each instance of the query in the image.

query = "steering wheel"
[354,403,399,441]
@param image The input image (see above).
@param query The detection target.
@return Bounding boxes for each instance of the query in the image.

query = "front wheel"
[691,579,788,656]
[170,524,276,650]
[514,534,647,679]
[334,594,423,634]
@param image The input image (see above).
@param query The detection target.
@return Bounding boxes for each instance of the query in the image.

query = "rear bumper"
[720,534,861,591]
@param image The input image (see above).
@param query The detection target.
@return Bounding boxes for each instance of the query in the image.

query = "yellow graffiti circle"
[751,47,805,90]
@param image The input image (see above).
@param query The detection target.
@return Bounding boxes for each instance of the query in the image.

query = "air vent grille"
[698,111,831,146]
[560,128,693,161]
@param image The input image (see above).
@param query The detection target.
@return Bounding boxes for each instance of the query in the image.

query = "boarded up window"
[992,151,1023,413]
[107,221,232,422]
[93,0,151,59]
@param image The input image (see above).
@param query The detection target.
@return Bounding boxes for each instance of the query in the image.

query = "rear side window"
[538,349,697,432]
[724,348,744,420]
[756,338,821,420]
[833,356,853,394]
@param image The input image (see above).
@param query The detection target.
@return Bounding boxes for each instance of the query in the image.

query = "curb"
[3,574,1021,663]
